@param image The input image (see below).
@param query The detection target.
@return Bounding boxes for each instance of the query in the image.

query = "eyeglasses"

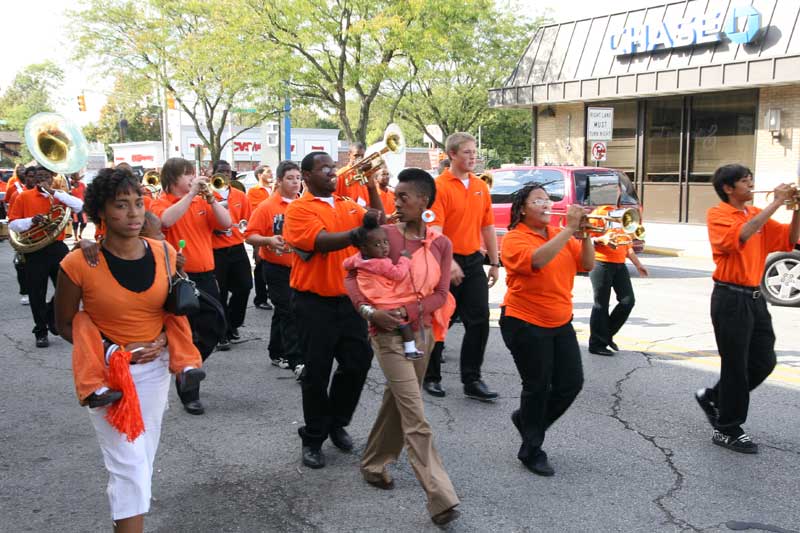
[527,198,553,207]
[317,166,335,175]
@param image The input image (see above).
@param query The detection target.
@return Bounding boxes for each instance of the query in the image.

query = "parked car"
[761,246,800,306]
[235,170,258,192]
[489,166,644,252]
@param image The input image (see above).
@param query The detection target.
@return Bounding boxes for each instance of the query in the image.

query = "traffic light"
[77,94,86,112]
[167,95,176,110]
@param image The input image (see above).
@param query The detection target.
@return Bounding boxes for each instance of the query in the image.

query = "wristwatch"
[489,262,500,267]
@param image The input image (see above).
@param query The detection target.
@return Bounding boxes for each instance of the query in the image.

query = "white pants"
[87,352,170,520]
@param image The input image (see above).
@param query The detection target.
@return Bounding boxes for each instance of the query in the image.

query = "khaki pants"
[362,327,459,517]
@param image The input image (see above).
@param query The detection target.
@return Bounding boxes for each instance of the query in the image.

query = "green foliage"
[0,61,65,162]
[481,109,533,164]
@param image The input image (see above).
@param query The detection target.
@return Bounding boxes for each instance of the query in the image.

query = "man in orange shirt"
[284,151,384,469]
[245,160,303,374]
[377,167,395,215]
[423,132,499,401]
[211,160,253,350]
[8,166,84,347]
[8,167,35,306]
[335,142,370,206]
[587,201,648,357]
[697,164,800,454]
[246,165,274,310]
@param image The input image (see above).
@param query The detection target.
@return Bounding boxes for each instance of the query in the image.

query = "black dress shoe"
[255,301,273,310]
[524,451,555,477]
[228,328,241,340]
[35,335,49,348]
[431,506,461,526]
[217,338,231,351]
[86,390,123,408]
[608,341,620,351]
[464,380,498,402]
[589,347,614,356]
[178,368,206,394]
[423,381,446,397]
[329,426,354,451]
[302,446,325,468]
[183,400,205,415]
[365,476,395,490]
[511,409,522,436]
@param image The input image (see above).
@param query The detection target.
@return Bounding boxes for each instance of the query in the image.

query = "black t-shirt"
[101,241,156,293]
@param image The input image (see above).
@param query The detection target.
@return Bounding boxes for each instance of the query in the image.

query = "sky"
[0,0,639,125]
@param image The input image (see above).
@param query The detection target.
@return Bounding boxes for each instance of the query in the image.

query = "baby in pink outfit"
[344,219,422,359]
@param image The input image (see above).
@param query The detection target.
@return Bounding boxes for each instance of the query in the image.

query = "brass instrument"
[237,219,247,232]
[753,184,800,210]
[337,124,406,187]
[195,179,216,204]
[546,207,646,240]
[210,173,229,193]
[143,170,161,195]
[230,179,246,193]
[10,113,86,253]
[544,211,607,236]
[478,172,493,190]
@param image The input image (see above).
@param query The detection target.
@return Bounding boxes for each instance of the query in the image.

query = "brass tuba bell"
[143,170,161,195]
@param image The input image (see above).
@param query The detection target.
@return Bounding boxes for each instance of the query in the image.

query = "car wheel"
[761,251,800,306]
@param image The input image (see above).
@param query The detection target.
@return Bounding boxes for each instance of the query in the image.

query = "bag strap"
[162,241,173,292]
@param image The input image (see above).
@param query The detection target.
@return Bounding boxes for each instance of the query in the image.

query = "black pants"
[264,262,302,367]
[589,261,635,351]
[213,244,253,334]
[14,254,27,296]
[292,290,373,448]
[253,254,269,305]
[176,271,224,404]
[25,241,68,337]
[709,284,777,435]
[500,311,583,464]
[425,252,489,385]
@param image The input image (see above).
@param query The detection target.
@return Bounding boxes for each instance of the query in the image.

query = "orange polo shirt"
[212,187,250,249]
[707,202,792,287]
[335,174,370,207]
[284,191,365,296]
[430,168,494,255]
[151,193,227,273]
[501,224,585,328]
[591,206,630,263]
[245,192,294,267]
[8,188,69,241]
[6,180,25,209]
[379,188,396,215]
[246,185,272,211]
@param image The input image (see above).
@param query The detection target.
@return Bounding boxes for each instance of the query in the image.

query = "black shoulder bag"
[162,242,200,315]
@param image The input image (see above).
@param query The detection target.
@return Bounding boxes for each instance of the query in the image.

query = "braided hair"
[508,182,546,231]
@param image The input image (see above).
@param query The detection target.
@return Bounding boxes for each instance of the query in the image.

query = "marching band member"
[245,160,303,374]
[246,165,274,310]
[423,132,499,401]
[283,151,383,469]
[377,167,395,214]
[8,166,84,348]
[696,164,800,453]
[151,157,231,415]
[344,168,460,526]
[69,172,88,240]
[335,142,370,206]
[54,167,201,533]
[210,160,253,350]
[499,184,594,476]
[588,203,648,356]
[7,166,33,306]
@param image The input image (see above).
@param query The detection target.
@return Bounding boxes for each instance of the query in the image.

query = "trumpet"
[594,231,633,249]
[195,179,216,204]
[546,207,646,240]
[753,185,800,210]
[210,173,229,193]
[337,124,405,187]
[143,170,161,195]
[544,211,607,236]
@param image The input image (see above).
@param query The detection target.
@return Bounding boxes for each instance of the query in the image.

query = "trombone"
[337,124,405,187]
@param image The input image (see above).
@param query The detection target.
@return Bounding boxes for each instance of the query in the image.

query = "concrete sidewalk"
[642,221,712,258]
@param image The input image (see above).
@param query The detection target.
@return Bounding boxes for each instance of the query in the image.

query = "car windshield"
[573,170,638,206]
[490,169,565,203]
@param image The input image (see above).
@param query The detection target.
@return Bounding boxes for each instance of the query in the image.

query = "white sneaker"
[294,364,305,381]
[20,295,29,305]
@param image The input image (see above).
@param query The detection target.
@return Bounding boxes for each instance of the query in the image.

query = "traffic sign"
[591,141,607,162]
[587,107,614,140]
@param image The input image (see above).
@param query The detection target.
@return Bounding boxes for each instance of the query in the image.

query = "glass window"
[573,170,638,206]
[585,100,637,179]
[644,97,682,183]
[689,90,756,182]
[490,169,565,203]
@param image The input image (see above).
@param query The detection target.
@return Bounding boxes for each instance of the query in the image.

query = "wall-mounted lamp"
[539,106,556,118]
[767,108,781,139]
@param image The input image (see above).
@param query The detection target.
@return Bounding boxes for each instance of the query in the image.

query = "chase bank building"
[491,1,800,223]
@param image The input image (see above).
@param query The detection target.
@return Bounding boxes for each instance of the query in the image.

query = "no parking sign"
[591,141,607,162]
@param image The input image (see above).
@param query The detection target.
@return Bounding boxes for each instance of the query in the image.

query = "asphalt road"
[1,242,799,533]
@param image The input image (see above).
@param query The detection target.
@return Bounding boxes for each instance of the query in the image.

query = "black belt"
[714,281,761,299]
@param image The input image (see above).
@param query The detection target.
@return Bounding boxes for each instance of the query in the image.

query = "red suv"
[489,166,644,252]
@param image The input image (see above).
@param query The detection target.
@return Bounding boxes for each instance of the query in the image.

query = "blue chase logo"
[610,5,761,55]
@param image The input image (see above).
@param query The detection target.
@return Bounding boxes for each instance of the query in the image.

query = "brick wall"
[754,86,800,222]
[337,149,432,171]
[535,103,585,166]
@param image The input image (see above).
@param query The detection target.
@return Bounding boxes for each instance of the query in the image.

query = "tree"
[393,5,539,151]
[70,0,286,164]
[241,0,488,144]
[0,61,65,161]
[480,109,533,165]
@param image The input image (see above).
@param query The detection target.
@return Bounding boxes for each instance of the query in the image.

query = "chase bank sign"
[610,5,761,55]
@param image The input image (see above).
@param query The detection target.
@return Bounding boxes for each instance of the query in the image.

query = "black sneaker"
[712,430,758,454]
[464,380,498,402]
[694,388,719,427]
[35,335,49,348]
[228,328,241,340]
[255,301,273,310]
[217,338,231,351]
